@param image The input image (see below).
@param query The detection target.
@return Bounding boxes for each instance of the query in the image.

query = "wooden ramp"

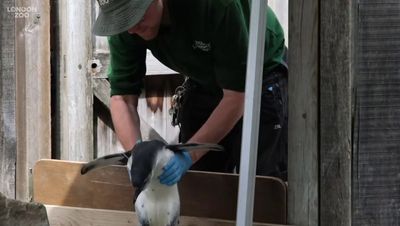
[33,160,287,225]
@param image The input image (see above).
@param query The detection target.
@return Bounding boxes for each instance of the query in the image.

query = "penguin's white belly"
[135,184,180,226]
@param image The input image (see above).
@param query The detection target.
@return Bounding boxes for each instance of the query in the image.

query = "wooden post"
[288,0,319,225]
[56,0,93,161]
[0,0,17,199]
[15,0,51,201]
[290,0,354,225]
[320,0,353,225]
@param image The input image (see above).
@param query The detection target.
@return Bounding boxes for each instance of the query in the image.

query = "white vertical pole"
[236,0,267,225]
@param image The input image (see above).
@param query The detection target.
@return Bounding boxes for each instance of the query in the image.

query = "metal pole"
[236,0,267,225]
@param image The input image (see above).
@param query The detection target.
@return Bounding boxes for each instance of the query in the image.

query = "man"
[93,0,288,185]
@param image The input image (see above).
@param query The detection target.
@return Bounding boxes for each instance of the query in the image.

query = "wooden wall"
[5,1,399,225]
[0,0,17,199]
[353,1,400,225]
[15,0,51,201]
[55,0,93,161]
[289,0,354,225]
[320,0,353,225]
[288,0,319,225]
[0,0,51,201]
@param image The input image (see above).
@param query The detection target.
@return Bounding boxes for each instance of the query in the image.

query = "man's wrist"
[183,151,192,166]
[188,150,208,164]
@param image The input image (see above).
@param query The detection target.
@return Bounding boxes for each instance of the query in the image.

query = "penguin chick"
[81,140,223,226]
[130,140,178,226]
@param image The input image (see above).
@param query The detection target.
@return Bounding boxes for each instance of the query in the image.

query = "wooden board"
[353,1,400,225]
[15,0,51,201]
[288,0,319,225]
[93,99,125,158]
[34,160,287,224]
[45,205,287,226]
[320,0,353,225]
[56,0,93,161]
[0,0,17,199]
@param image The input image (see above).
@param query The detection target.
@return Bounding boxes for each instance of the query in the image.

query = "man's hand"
[159,151,192,186]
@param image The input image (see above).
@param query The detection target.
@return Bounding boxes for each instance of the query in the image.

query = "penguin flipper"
[80,150,132,175]
[165,143,224,152]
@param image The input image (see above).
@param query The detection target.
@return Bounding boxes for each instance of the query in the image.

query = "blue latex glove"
[159,151,192,186]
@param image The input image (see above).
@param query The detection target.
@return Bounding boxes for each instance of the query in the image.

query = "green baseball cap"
[93,0,154,36]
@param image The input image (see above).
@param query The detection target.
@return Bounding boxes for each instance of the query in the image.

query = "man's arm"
[159,89,244,185]
[188,89,245,163]
[110,95,142,150]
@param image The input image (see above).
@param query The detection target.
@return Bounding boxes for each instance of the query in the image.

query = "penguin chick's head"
[128,140,173,193]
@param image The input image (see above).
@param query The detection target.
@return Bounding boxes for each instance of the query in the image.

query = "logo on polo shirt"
[192,40,211,52]
[98,0,110,6]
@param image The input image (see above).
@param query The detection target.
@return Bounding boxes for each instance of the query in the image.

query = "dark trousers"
[178,70,288,181]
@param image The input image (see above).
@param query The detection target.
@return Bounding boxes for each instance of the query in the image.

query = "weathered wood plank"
[15,0,51,202]
[33,160,287,224]
[93,96,125,158]
[288,0,319,225]
[95,116,113,157]
[92,78,112,109]
[354,1,400,225]
[56,0,93,161]
[320,0,353,225]
[92,80,121,158]
[45,205,286,226]
[0,0,17,199]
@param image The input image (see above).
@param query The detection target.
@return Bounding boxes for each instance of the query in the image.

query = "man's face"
[127,0,163,40]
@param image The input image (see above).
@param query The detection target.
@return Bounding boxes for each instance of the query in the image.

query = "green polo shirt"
[107,0,286,96]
